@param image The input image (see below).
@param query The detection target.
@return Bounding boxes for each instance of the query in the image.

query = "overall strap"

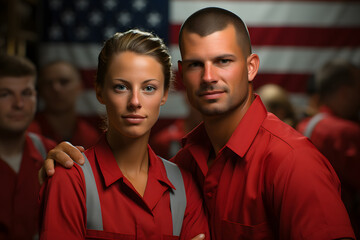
[75,153,103,231]
[303,113,327,138]
[160,157,187,237]
[28,132,47,159]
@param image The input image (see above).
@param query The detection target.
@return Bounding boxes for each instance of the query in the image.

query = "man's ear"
[95,85,105,104]
[247,53,260,82]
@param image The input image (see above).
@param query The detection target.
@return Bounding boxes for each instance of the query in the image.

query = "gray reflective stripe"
[28,133,46,159]
[303,113,327,138]
[75,153,103,231]
[161,157,186,237]
[78,155,186,236]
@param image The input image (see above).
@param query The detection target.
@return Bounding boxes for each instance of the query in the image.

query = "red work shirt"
[39,135,209,240]
[173,96,355,240]
[0,133,55,240]
[297,106,360,190]
[28,113,101,149]
[297,106,360,237]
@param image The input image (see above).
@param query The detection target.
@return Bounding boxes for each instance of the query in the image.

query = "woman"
[39,29,209,239]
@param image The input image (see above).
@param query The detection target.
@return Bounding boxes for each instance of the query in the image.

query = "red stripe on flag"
[249,27,360,47]
[170,25,360,47]
[254,73,311,93]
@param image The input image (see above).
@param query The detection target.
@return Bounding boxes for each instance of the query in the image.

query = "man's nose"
[13,95,25,109]
[202,63,218,84]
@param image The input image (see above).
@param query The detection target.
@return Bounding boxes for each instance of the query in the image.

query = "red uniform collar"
[182,95,268,160]
[93,134,174,189]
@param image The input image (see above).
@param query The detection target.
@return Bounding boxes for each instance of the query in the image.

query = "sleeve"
[179,168,210,240]
[267,146,355,240]
[39,164,87,240]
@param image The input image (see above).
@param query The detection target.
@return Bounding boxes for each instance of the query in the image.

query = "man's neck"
[44,110,77,140]
[204,92,254,156]
[0,132,26,173]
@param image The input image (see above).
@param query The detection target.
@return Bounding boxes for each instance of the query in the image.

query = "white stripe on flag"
[171,1,360,27]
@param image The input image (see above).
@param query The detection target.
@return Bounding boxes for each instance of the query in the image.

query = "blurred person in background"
[28,60,101,148]
[297,59,360,238]
[0,55,56,240]
[256,83,298,128]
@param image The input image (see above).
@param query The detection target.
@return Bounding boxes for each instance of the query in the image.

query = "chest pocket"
[77,154,186,237]
[221,219,274,240]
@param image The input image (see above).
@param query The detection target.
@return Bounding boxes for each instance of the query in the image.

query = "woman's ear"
[247,53,260,82]
[160,89,169,106]
[95,85,105,104]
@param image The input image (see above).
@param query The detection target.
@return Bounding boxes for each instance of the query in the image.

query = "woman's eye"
[114,84,127,91]
[144,85,156,92]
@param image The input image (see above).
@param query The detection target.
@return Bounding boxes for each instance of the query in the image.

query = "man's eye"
[218,59,232,65]
[23,89,34,97]
[188,62,202,68]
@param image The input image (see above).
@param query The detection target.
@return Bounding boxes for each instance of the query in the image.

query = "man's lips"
[8,114,26,121]
[198,90,225,100]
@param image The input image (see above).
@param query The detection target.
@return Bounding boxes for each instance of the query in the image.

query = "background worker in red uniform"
[40,7,355,240]
[28,60,101,149]
[0,55,56,240]
[39,29,209,240]
[297,59,360,238]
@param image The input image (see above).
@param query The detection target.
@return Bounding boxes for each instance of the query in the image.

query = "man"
[297,59,360,238]
[0,55,56,240]
[41,7,355,239]
[28,60,101,148]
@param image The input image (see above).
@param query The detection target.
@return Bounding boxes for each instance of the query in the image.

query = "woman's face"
[97,51,168,138]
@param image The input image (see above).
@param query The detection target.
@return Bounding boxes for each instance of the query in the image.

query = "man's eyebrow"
[182,54,236,63]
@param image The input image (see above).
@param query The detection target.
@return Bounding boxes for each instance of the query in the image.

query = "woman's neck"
[105,130,150,196]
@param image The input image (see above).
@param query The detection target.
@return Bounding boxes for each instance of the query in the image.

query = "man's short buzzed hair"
[0,54,36,78]
[179,7,252,56]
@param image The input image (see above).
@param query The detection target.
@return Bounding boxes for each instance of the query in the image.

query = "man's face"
[39,63,82,113]
[0,76,36,134]
[179,24,256,117]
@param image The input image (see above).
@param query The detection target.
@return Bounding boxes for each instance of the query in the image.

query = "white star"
[147,12,161,27]
[89,11,103,26]
[62,11,75,25]
[76,26,89,40]
[132,0,147,11]
[104,0,117,10]
[104,26,116,39]
[117,12,131,26]
[49,0,61,10]
[49,25,62,40]
[76,0,89,11]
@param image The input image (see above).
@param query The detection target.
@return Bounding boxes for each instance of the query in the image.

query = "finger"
[47,141,85,167]
[191,234,205,240]
[43,157,55,176]
[75,145,85,153]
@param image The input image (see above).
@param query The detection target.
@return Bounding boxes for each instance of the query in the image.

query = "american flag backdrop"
[39,0,360,119]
